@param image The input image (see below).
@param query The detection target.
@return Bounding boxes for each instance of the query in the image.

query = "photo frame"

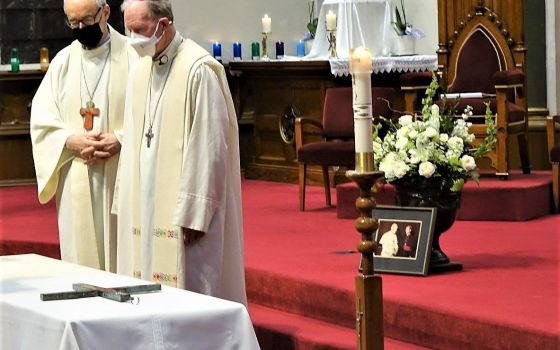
[371,205,437,276]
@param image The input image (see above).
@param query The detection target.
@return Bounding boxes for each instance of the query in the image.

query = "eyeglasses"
[65,7,102,29]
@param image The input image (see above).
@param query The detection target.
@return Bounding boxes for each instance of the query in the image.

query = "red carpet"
[0,186,60,258]
[1,181,559,349]
[337,171,553,221]
[240,180,559,349]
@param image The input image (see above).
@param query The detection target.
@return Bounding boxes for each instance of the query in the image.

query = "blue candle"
[276,41,284,59]
[212,42,222,62]
[233,42,242,60]
[296,40,305,57]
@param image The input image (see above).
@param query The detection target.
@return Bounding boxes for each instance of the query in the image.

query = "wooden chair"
[546,115,560,213]
[295,86,394,211]
[402,0,531,177]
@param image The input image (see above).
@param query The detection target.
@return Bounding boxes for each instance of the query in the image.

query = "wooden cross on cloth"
[80,101,100,131]
[40,283,161,302]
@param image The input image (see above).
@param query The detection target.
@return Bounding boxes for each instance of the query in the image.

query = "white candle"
[262,14,271,33]
[326,10,337,31]
[349,46,373,154]
[349,46,372,75]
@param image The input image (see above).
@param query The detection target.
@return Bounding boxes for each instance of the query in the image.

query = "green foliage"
[473,102,497,158]
[307,1,318,37]
[392,0,408,36]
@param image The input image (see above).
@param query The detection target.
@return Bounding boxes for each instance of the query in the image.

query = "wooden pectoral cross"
[40,283,161,302]
[80,101,100,131]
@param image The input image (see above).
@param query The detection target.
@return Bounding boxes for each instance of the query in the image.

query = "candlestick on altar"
[39,47,49,72]
[261,14,272,61]
[327,29,337,58]
[261,32,271,61]
[326,10,337,58]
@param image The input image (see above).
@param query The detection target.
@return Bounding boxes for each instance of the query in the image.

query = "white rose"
[409,153,421,164]
[395,136,409,150]
[440,133,449,143]
[461,155,476,171]
[447,136,464,151]
[418,161,436,178]
[408,129,418,139]
[399,115,414,127]
[393,160,410,178]
[425,126,438,138]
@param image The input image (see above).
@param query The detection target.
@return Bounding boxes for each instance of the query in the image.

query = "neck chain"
[79,48,110,131]
[81,48,110,108]
[144,56,176,148]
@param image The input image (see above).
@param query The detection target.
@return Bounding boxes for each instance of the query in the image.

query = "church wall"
[171,0,439,60]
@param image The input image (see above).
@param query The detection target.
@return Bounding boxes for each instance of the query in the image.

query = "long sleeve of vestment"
[30,51,75,204]
[173,64,228,232]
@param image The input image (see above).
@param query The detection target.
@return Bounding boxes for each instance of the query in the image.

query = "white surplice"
[114,32,247,305]
[30,26,129,272]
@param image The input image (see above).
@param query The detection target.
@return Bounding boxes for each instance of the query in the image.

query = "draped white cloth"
[306,0,394,59]
[0,254,260,350]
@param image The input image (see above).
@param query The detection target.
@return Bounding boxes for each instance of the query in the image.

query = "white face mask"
[129,21,164,57]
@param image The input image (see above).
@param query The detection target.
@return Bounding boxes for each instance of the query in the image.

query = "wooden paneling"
[0,70,43,185]
[229,61,351,183]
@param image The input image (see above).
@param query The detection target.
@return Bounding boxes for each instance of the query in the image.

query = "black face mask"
[72,23,103,48]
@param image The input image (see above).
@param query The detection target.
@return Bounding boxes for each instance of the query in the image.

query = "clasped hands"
[66,132,121,165]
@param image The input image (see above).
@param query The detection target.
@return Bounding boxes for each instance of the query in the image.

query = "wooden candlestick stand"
[346,169,385,350]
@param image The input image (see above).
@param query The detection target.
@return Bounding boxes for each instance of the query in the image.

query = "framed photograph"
[371,205,437,276]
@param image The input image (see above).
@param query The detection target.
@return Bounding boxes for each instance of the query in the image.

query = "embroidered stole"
[131,40,211,287]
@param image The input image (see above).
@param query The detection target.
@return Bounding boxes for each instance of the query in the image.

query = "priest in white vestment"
[115,0,247,306]
[30,0,130,272]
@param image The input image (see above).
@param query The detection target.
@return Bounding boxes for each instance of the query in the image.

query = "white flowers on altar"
[373,73,496,192]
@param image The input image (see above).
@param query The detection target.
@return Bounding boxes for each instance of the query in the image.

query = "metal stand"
[262,32,271,61]
[327,29,337,58]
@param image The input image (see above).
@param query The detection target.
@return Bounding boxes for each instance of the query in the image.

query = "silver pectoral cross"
[145,126,154,148]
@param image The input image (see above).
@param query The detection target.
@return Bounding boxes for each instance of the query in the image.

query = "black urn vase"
[394,180,462,270]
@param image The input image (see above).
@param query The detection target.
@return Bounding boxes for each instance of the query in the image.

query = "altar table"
[0,254,260,350]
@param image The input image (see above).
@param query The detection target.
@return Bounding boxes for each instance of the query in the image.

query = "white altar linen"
[306,0,393,59]
[329,54,438,76]
[0,254,260,350]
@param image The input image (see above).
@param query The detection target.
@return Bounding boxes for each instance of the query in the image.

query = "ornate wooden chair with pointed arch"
[402,0,531,177]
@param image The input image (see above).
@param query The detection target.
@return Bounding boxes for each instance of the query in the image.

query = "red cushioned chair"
[295,87,395,211]
[400,3,531,178]
[546,115,560,213]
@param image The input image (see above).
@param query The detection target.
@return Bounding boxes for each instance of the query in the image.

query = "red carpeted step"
[336,171,553,221]
[249,303,430,350]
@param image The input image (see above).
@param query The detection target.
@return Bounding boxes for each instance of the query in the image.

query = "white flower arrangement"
[373,73,496,192]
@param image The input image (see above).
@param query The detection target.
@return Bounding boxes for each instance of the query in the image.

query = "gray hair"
[63,0,107,7]
[96,0,107,7]
[121,0,174,22]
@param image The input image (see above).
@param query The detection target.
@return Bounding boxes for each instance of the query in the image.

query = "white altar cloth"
[0,254,260,350]
[306,0,394,59]
[329,54,438,76]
